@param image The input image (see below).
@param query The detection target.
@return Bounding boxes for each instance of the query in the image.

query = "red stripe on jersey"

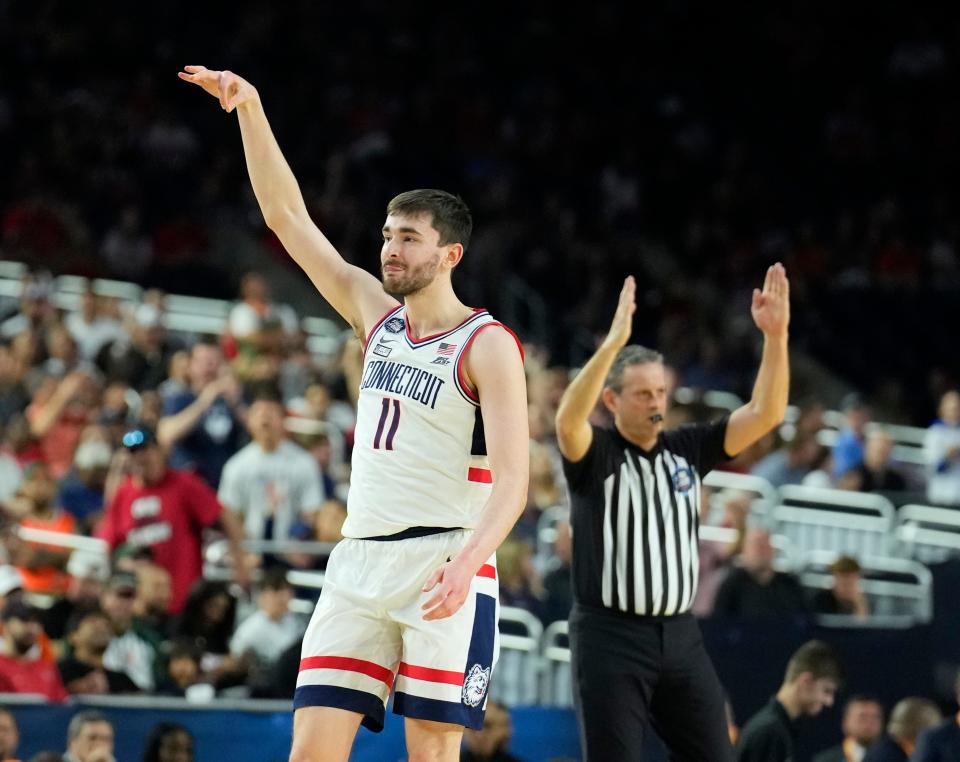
[477,564,497,580]
[455,321,524,403]
[398,662,464,686]
[468,467,493,484]
[299,656,394,688]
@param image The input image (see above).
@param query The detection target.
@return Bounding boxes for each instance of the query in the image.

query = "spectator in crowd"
[736,640,843,762]
[65,287,124,363]
[97,304,177,393]
[924,390,960,507]
[0,274,55,340]
[156,641,203,698]
[133,564,174,637]
[811,557,871,619]
[693,489,749,617]
[230,567,303,669]
[43,550,110,640]
[173,580,242,688]
[834,394,871,480]
[863,697,941,762]
[62,711,115,762]
[313,498,347,546]
[0,707,19,762]
[460,701,522,762]
[57,432,113,533]
[847,431,906,493]
[497,538,544,622]
[913,674,960,761]
[42,325,82,379]
[8,463,76,595]
[58,609,140,695]
[0,341,30,440]
[812,695,885,762]
[99,572,160,692]
[26,371,99,479]
[98,426,248,614]
[227,272,298,363]
[713,528,808,620]
[0,599,67,701]
[158,351,190,402]
[158,339,244,487]
[141,722,194,762]
[750,432,822,488]
[542,519,573,625]
[217,393,324,553]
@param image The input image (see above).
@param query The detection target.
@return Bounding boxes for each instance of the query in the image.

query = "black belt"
[360,526,462,542]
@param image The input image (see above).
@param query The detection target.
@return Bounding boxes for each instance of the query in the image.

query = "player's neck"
[403,285,473,339]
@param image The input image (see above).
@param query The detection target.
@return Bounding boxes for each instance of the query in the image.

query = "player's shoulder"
[463,318,524,362]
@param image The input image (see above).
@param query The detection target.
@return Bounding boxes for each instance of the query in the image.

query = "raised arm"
[420,326,528,621]
[179,66,397,337]
[725,263,791,456]
[555,276,636,462]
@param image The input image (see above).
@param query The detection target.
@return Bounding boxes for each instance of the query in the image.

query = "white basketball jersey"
[343,306,515,538]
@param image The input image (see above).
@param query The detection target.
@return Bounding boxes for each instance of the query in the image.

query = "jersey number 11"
[373,397,401,450]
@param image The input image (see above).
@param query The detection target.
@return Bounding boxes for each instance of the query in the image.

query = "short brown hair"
[386,189,472,250]
[830,556,862,574]
[784,640,844,684]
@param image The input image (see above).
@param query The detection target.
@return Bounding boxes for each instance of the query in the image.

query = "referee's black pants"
[570,604,733,762]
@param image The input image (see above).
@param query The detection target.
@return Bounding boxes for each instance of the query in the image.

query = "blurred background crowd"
[2,1,960,760]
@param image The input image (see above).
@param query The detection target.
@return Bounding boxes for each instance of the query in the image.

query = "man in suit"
[913,676,960,761]
[863,698,940,762]
[813,695,884,762]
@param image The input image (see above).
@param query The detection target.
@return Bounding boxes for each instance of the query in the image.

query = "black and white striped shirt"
[562,418,730,617]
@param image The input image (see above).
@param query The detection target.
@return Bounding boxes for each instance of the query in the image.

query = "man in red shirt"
[98,427,248,613]
[0,599,67,701]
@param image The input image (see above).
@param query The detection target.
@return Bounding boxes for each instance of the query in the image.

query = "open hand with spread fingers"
[178,65,259,113]
[751,262,790,339]
[602,275,636,351]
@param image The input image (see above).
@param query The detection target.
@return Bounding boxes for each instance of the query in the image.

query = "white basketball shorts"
[293,529,500,731]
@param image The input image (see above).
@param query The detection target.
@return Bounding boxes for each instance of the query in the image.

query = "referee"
[556,264,791,761]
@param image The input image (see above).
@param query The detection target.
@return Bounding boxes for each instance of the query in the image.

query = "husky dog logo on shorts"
[384,317,405,333]
[462,664,490,707]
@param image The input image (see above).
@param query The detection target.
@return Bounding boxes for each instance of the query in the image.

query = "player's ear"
[445,243,464,269]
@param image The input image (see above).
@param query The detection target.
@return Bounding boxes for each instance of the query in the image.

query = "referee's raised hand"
[751,262,790,339]
[602,275,637,350]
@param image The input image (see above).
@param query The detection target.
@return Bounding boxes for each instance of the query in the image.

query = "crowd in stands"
[2,2,960,759]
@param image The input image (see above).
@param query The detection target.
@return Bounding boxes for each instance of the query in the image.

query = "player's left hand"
[421,557,473,621]
[751,262,790,339]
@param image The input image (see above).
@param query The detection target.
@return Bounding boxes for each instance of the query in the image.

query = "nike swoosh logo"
[379,338,397,344]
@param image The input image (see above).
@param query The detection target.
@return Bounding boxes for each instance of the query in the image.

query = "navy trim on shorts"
[293,685,386,732]
[392,692,485,730]
[360,526,461,542]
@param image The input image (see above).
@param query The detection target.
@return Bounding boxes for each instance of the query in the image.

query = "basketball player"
[180,67,529,762]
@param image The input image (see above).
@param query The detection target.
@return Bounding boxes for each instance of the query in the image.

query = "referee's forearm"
[556,341,620,432]
[749,334,790,427]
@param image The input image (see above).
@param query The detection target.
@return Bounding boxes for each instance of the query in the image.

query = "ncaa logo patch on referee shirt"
[462,664,490,707]
[671,466,694,493]
[384,317,405,333]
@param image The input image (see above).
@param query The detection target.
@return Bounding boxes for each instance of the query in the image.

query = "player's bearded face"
[381,251,443,296]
